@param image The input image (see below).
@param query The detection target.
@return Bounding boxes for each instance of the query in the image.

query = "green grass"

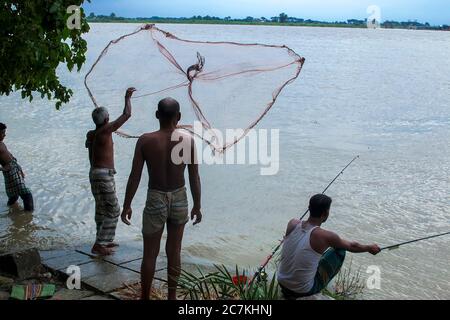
[324,258,366,300]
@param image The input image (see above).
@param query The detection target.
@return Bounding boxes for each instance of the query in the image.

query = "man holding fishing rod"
[277,194,381,300]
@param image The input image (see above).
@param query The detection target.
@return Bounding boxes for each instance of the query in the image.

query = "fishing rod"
[250,155,360,285]
[381,231,450,251]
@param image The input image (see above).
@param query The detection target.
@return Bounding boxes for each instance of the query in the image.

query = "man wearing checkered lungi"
[0,123,34,212]
[85,88,135,256]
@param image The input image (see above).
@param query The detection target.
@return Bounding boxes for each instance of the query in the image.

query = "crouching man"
[277,194,380,299]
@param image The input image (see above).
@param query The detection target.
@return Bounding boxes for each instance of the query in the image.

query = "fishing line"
[381,231,450,251]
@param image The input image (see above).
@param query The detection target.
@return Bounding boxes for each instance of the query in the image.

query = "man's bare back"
[122,123,201,224]
[86,128,115,169]
[139,130,189,191]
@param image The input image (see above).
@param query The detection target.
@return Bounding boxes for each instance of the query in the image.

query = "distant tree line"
[86,12,450,31]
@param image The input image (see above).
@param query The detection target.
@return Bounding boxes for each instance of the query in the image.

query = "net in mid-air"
[85,24,305,153]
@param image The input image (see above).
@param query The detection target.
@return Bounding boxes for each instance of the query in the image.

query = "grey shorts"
[142,187,189,236]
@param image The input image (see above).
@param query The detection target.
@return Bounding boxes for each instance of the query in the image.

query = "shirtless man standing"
[0,123,34,212]
[86,88,135,256]
[121,97,202,300]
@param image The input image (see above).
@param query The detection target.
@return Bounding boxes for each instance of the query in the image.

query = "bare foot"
[91,244,115,256]
[106,242,119,248]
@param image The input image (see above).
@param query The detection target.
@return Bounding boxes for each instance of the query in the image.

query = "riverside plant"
[325,258,365,300]
[177,264,280,300]
[178,258,365,300]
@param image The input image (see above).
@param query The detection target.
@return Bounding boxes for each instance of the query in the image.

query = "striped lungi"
[89,168,121,246]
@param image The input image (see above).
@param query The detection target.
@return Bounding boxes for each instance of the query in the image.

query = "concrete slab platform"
[69,260,120,279]
[42,252,93,272]
[40,249,73,261]
[120,258,166,273]
[82,266,140,293]
[76,243,143,265]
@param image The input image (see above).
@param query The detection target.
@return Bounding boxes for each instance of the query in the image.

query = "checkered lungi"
[2,158,31,198]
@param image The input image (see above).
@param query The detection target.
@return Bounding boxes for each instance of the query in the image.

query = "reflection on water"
[0,24,449,299]
[0,207,48,253]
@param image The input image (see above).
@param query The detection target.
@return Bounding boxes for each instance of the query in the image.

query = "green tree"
[279,12,288,23]
[110,12,116,18]
[0,1,90,109]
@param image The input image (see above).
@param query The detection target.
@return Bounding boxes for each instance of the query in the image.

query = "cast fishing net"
[84,24,305,153]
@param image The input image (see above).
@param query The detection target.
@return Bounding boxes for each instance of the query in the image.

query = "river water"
[0,23,449,299]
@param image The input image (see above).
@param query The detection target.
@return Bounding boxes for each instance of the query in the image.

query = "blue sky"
[83,0,449,25]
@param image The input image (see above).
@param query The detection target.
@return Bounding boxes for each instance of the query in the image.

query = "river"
[0,23,449,299]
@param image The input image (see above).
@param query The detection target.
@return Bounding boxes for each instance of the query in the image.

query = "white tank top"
[277,222,322,293]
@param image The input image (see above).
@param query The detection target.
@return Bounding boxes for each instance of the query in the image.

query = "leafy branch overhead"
[0,1,90,109]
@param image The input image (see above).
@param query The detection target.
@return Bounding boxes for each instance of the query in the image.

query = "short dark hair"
[309,194,332,218]
[0,123,6,131]
[158,98,180,120]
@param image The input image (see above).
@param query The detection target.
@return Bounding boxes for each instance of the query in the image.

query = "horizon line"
[84,11,450,27]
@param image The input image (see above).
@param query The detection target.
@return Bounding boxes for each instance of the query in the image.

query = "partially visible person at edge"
[277,194,381,299]
[85,88,136,256]
[0,123,34,213]
[121,97,202,300]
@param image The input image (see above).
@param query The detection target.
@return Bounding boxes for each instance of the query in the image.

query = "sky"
[83,0,450,25]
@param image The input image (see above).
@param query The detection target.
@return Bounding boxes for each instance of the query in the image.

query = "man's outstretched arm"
[106,87,135,133]
[188,139,202,225]
[121,137,145,225]
[326,231,381,255]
